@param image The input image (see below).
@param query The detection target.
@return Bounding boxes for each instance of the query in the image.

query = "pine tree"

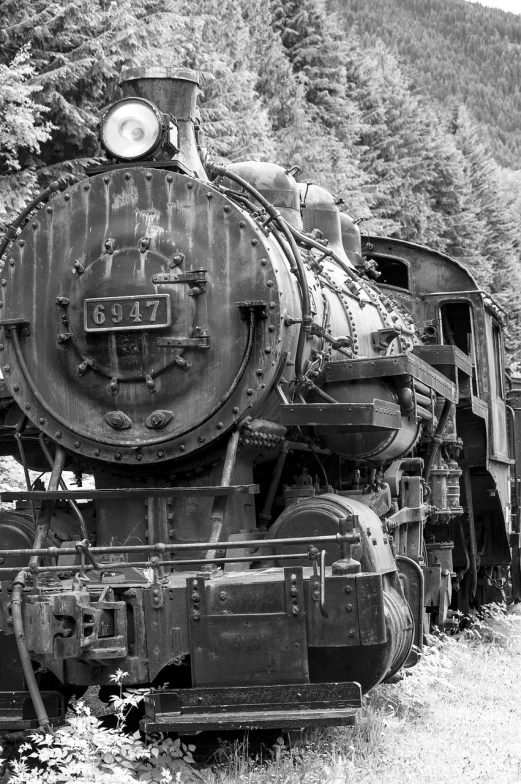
[0,46,53,223]
[0,0,188,222]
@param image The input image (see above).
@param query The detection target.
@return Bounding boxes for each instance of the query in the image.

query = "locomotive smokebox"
[120,66,207,179]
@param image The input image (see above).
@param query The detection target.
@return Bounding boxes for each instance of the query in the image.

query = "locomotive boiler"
[0,67,516,732]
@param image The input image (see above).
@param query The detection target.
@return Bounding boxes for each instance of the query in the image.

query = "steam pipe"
[424,399,452,482]
[258,440,291,529]
[0,178,69,262]
[29,445,66,568]
[11,571,52,732]
[39,434,89,540]
[0,531,360,560]
[205,428,241,560]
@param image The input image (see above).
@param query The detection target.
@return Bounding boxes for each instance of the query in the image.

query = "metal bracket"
[236,301,268,320]
[371,327,400,350]
[0,319,31,337]
[155,335,210,348]
[152,269,207,285]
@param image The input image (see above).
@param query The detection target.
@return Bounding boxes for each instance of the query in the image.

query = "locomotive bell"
[118,67,207,179]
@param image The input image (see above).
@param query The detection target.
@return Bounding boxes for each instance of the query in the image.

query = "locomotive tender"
[0,67,518,732]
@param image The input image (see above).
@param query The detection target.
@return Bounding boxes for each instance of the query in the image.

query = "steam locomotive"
[0,67,518,732]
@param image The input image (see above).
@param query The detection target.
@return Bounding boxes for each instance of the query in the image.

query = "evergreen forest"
[1,0,521,362]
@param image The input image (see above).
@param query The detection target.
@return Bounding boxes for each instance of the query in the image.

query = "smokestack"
[120,67,207,180]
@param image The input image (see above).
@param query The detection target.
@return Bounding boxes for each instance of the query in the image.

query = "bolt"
[146,172,152,180]
[179,444,186,452]
[224,205,231,213]
[136,453,142,461]
[265,347,272,353]
[261,258,267,266]
[192,610,201,621]
[9,259,14,266]
[83,183,90,190]
[125,173,131,181]
[55,431,62,439]
[46,207,52,214]
[64,194,70,201]
[13,384,19,392]
[345,585,352,594]
[187,182,194,189]
[24,403,30,410]
[152,588,160,596]
[94,449,100,456]
[251,239,258,246]
[256,368,263,376]
[348,630,355,638]
[75,441,80,448]
[18,239,24,247]
[216,422,223,429]
[104,177,110,183]
[220,591,227,601]
[246,388,254,396]
[32,222,38,229]
[292,606,299,615]
[233,407,239,414]
[345,604,353,612]
[157,451,165,458]
[114,451,122,460]
[206,192,213,199]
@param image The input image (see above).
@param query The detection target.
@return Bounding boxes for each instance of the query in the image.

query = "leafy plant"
[4,670,198,783]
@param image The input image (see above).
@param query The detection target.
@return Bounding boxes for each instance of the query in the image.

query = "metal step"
[141,682,361,732]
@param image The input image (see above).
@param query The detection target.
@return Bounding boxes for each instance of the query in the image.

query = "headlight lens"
[100,98,163,161]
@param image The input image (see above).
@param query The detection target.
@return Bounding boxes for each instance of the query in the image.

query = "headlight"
[100,98,165,161]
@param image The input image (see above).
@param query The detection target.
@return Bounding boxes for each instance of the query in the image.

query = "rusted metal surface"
[141,682,361,732]
[279,400,401,430]
[325,353,456,403]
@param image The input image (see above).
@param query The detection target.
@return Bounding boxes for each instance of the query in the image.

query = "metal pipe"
[309,383,340,405]
[0,178,69,261]
[415,392,432,408]
[11,571,52,731]
[258,440,290,529]
[424,399,452,483]
[39,434,89,540]
[413,380,432,397]
[319,549,328,618]
[461,467,478,599]
[0,532,358,559]
[416,405,433,421]
[14,415,37,527]
[0,551,330,574]
[205,429,241,560]
[30,445,66,568]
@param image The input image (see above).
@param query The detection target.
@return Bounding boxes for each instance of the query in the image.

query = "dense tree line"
[333,0,521,168]
[1,0,521,361]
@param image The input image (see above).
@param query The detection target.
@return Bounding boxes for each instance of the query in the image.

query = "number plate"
[84,294,171,333]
